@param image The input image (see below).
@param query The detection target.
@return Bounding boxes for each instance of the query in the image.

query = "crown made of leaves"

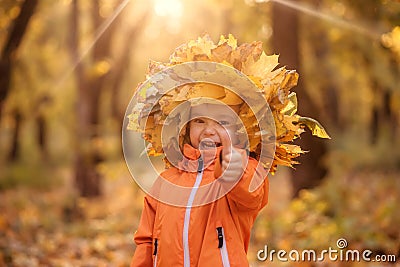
[127,34,329,174]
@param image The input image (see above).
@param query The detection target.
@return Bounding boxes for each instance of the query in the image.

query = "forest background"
[0,0,400,266]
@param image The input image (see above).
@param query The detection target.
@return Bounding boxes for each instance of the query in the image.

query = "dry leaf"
[298,117,331,139]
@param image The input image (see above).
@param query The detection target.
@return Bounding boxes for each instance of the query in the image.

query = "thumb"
[220,129,232,162]
[214,129,232,179]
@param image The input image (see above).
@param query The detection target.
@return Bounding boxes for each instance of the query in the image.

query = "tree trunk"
[370,85,397,145]
[0,0,38,121]
[70,0,102,197]
[70,0,147,196]
[271,0,328,197]
[69,0,128,197]
[367,55,398,145]
[370,83,380,145]
[307,0,340,129]
[8,109,22,162]
[383,90,396,140]
[110,11,150,131]
[37,114,48,160]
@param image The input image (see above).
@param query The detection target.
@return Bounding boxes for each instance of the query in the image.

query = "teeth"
[203,143,215,147]
[200,141,217,148]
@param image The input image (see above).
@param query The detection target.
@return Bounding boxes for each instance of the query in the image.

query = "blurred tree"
[7,108,22,161]
[69,0,150,197]
[70,0,104,197]
[323,0,400,150]
[109,11,150,130]
[302,0,341,128]
[35,95,52,160]
[0,0,38,162]
[346,0,400,144]
[383,27,400,139]
[271,0,328,197]
[0,0,38,121]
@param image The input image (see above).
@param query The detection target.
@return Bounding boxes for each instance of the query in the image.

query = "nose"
[202,121,218,136]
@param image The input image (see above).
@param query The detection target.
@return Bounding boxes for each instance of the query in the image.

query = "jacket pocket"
[216,226,231,267]
[153,238,158,267]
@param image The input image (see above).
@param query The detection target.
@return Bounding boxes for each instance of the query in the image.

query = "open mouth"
[199,140,221,149]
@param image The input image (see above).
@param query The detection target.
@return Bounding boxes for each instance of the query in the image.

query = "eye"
[218,120,230,126]
[192,118,205,123]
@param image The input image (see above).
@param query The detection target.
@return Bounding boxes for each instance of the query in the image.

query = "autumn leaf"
[147,60,167,76]
[281,92,298,116]
[218,33,237,49]
[298,117,331,139]
[242,52,279,78]
[211,42,233,62]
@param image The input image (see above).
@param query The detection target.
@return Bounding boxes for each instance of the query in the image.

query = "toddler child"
[126,34,329,267]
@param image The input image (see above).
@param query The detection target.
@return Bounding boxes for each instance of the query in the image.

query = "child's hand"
[214,130,247,182]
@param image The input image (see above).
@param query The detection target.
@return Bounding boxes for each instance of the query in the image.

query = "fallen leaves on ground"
[0,164,143,267]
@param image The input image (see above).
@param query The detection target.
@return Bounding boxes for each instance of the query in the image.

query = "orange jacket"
[131,144,269,267]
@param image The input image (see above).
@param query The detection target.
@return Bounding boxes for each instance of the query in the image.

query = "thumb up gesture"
[214,130,247,182]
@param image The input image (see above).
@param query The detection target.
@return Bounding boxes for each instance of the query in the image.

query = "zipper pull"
[216,227,223,248]
[197,156,203,173]
[153,238,158,255]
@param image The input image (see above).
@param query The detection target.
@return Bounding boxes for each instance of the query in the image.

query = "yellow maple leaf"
[298,117,331,139]
[280,92,298,116]
[218,33,237,49]
[242,52,280,78]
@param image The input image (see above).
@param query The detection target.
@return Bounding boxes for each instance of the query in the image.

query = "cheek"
[189,125,200,146]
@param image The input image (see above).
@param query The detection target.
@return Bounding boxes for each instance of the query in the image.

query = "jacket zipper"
[216,226,231,267]
[183,157,204,267]
[153,238,158,267]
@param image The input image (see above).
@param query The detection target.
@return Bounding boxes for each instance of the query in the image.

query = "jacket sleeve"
[227,157,269,211]
[131,195,157,267]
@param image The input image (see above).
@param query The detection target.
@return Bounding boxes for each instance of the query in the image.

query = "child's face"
[189,103,239,149]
